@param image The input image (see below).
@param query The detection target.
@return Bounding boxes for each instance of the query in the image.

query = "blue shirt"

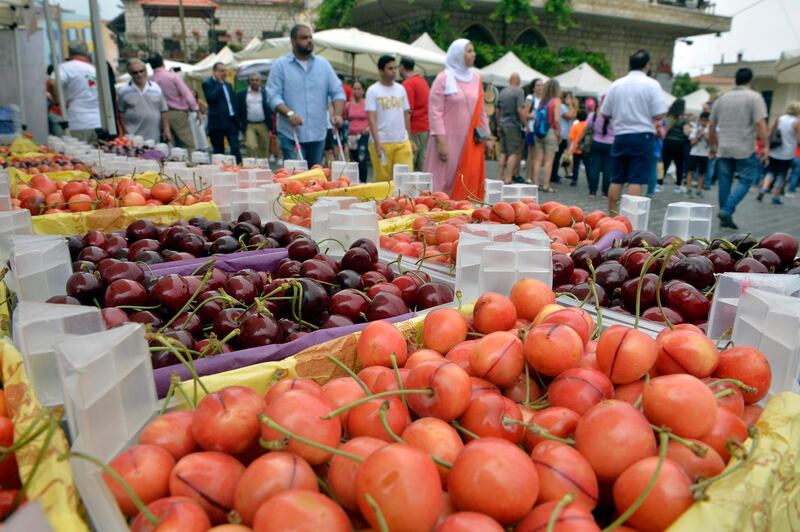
[267,53,346,143]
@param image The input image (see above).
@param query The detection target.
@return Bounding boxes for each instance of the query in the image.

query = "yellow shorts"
[369,140,414,182]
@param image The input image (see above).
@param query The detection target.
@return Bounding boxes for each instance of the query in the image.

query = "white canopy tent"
[116,59,194,85]
[480,51,548,88]
[554,62,612,97]
[682,88,710,115]
[189,45,236,78]
[243,36,261,52]
[411,32,446,55]
[234,27,446,79]
[662,90,677,108]
[235,58,273,79]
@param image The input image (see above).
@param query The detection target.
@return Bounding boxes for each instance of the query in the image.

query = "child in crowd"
[568,110,588,187]
[686,111,711,197]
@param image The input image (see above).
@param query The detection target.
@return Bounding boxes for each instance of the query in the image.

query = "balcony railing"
[654,0,716,13]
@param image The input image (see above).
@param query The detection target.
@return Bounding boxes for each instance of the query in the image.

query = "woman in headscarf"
[424,39,491,200]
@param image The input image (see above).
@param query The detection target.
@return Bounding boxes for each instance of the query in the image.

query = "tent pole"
[42,0,69,132]
[13,28,27,132]
[178,0,188,61]
[89,0,117,135]
[350,52,355,82]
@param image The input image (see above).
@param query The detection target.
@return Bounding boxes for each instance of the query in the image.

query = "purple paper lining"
[147,248,416,396]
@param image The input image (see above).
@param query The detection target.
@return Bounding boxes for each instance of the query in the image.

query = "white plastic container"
[170,147,188,161]
[393,164,411,177]
[7,235,72,302]
[479,242,553,294]
[461,223,518,242]
[732,288,800,395]
[211,154,236,167]
[328,209,379,256]
[283,159,308,173]
[191,150,210,164]
[661,201,713,240]
[396,172,433,198]
[351,201,376,213]
[331,161,359,183]
[57,324,157,532]
[230,185,281,223]
[242,157,258,167]
[239,168,273,188]
[485,179,504,205]
[502,183,539,204]
[454,233,494,302]
[211,172,240,219]
[0,209,33,263]
[310,197,361,243]
[513,227,551,248]
[154,143,169,156]
[13,302,105,406]
[620,194,651,231]
[707,273,800,339]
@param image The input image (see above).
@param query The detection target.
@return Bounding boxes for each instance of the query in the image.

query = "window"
[66,27,78,42]
[514,28,547,48]
[462,24,496,45]
[82,27,92,44]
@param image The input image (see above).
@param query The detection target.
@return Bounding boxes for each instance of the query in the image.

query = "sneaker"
[569,181,577,187]
[512,175,525,183]
[674,186,682,193]
[696,190,704,198]
[718,212,739,230]
[654,185,662,193]
[772,197,783,205]
[757,191,764,201]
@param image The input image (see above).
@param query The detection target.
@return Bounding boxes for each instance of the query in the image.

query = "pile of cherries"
[553,231,799,327]
[69,213,290,269]
[58,230,454,368]
[98,280,771,531]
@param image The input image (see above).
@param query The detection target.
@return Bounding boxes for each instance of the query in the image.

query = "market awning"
[554,62,612,97]
[480,51,549,88]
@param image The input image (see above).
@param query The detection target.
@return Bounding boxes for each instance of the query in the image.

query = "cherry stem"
[159,375,178,415]
[705,378,757,394]
[654,242,679,329]
[377,402,452,469]
[455,289,463,312]
[189,256,217,277]
[586,260,603,338]
[59,451,161,526]
[315,473,338,502]
[451,420,480,440]
[13,413,59,512]
[325,355,370,394]
[503,417,575,446]
[602,431,670,532]
[321,389,434,420]
[546,493,576,532]
[634,247,668,330]
[691,426,759,500]
[199,329,240,358]
[390,354,407,408]
[316,237,348,252]
[153,335,209,398]
[364,493,389,532]
[159,268,212,332]
[524,362,531,407]
[257,413,363,462]
[714,388,735,399]
[650,424,707,457]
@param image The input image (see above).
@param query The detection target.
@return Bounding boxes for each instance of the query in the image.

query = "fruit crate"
[31,202,222,236]
[619,194,650,231]
[0,340,86,531]
[280,181,394,211]
[144,249,416,397]
[661,202,714,240]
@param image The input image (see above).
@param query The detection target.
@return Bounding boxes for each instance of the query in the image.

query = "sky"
[672,0,800,74]
[54,0,799,75]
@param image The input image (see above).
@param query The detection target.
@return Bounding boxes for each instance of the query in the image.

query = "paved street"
[483,161,800,241]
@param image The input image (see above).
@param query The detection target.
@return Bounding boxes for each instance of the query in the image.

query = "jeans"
[716,154,762,216]
[350,132,370,183]
[571,153,585,185]
[278,133,325,168]
[704,157,716,188]
[551,138,568,180]
[661,138,687,186]
[209,122,242,163]
[588,141,613,195]
[789,158,800,193]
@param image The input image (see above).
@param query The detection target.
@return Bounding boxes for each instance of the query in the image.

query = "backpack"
[533,99,551,139]
[579,114,595,154]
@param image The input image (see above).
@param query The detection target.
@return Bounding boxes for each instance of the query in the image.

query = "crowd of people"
[48,27,800,228]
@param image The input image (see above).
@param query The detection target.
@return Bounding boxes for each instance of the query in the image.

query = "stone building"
[350,0,731,77]
[121,0,312,60]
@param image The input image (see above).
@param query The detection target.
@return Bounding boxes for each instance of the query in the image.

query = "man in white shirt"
[366,55,413,182]
[236,72,272,158]
[601,49,667,213]
[118,59,171,143]
[55,42,102,142]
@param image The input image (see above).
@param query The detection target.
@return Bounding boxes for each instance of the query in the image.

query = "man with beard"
[267,24,346,167]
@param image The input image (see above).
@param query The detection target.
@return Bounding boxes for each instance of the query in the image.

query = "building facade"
[122,0,311,60]
[350,0,731,77]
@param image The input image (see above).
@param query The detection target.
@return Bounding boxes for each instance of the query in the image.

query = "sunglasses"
[131,69,146,75]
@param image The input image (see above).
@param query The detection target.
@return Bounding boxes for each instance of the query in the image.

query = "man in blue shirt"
[267,24,346,167]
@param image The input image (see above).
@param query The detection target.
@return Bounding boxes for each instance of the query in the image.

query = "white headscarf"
[444,38,474,95]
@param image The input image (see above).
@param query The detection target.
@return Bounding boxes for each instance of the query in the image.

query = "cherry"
[401,418,464,486]
[470,332,524,388]
[655,328,719,378]
[552,254,575,286]
[473,292,517,334]
[367,282,404,300]
[750,247,782,272]
[67,235,85,261]
[72,259,95,273]
[365,292,410,320]
[570,283,609,307]
[335,269,364,290]
[277,259,301,278]
[621,247,656,278]
[101,261,145,284]
[620,273,659,312]
[601,246,626,262]
[531,440,599,510]
[66,271,103,304]
[169,451,244,524]
[733,256,768,273]
[662,280,710,322]
[713,346,771,404]
[253,489,351,532]
[210,235,239,254]
[596,325,658,384]
[239,313,283,347]
[351,238,379,262]
[524,324,583,377]
[569,268,590,285]
[128,238,161,260]
[224,275,258,304]
[105,279,148,307]
[361,270,387,287]
[423,308,469,354]
[296,278,330,323]
[705,248,735,273]
[46,294,81,305]
[341,247,373,273]
[643,374,717,438]
[321,314,355,328]
[458,392,523,443]
[213,308,244,339]
[594,261,629,293]
[287,237,319,262]
[149,274,191,313]
[758,232,799,267]
[729,233,759,256]
[77,245,109,264]
[103,234,128,256]
[127,219,160,240]
[313,254,340,274]
[415,282,454,310]
[330,289,369,321]
[372,261,396,282]
[263,221,290,244]
[130,310,163,328]
[101,307,129,328]
[666,439,725,482]
[232,452,318,525]
[571,244,603,271]
[448,438,539,525]
[509,278,556,322]
[548,367,614,415]
[574,400,657,483]
[516,501,599,532]
[139,411,196,461]
[326,437,385,512]
[347,396,411,441]
[300,259,336,284]
[104,444,175,516]
[131,250,163,264]
[406,360,472,420]
[439,512,504,531]
[208,229,233,241]
[642,306,685,324]
[232,222,259,241]
[178,233,206,256]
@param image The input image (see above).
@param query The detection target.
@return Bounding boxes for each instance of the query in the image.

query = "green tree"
[317,0,358,29]
[472,42,612,78]
[672,73,699,98]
